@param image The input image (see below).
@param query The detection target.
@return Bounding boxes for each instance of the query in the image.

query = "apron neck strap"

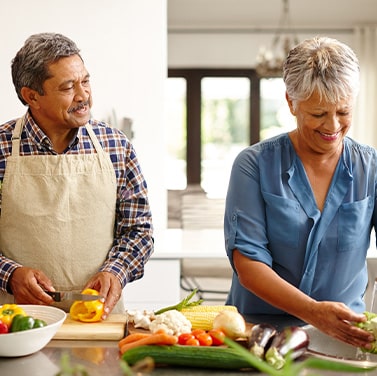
[11,115,104,157]
[84,123,104,155]
[11,116,26,157]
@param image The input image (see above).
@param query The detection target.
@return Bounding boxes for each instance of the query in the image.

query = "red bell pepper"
[0,319,9,334]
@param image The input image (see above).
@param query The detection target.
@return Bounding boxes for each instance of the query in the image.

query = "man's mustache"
[68,101,90,113]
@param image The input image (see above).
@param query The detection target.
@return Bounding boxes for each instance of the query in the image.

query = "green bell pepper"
[10,314,47,332]
[33,318,48,329]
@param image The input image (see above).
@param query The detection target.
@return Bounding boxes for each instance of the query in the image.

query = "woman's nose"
[325,114,341,131]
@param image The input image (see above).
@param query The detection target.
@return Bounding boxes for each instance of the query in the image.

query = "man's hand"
[9,267,55,305]
[84,271,122,319]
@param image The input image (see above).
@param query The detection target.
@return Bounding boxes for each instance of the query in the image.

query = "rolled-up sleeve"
[224,147,272,270]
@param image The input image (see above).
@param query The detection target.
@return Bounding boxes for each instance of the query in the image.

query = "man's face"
[30,54,92,132]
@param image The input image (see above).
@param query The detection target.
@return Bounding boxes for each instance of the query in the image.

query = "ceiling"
[168,0,377,31]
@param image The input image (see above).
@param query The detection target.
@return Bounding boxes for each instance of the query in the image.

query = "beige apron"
[0,115,124,312]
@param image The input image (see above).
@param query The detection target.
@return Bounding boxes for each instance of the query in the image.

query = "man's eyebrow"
[58,74,91,89]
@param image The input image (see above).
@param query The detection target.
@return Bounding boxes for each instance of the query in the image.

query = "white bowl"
[303,324,377,367]
[0,305,66,357]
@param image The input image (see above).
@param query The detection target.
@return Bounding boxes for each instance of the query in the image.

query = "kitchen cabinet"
[123,229,227,310]
[124,259,181,311]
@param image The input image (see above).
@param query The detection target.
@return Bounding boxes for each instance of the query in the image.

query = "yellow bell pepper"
[0,304,26,328]
[69,288,104,323]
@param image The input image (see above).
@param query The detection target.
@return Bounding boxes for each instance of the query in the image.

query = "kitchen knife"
[44,291,105,302]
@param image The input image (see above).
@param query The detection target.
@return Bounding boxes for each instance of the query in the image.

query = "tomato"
[185,337,200,346]
[178,332,195,345]
[196,332,213,346]
[191,329,206,338]
[208,329,226,345]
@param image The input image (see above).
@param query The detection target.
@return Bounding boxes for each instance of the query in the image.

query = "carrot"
[119,332,178,354]
[118,332,152,349]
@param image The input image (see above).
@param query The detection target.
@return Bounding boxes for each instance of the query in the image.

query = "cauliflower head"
[149,309,192,336]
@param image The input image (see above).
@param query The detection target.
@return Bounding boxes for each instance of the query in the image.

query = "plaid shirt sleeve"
[92,123,154,288]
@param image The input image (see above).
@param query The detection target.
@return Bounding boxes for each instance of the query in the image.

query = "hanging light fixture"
[255,0,299,78]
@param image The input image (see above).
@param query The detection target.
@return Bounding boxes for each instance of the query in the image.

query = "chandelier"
[255,0,299,78]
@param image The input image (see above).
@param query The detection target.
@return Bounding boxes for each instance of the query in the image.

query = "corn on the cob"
[181,305,238,331]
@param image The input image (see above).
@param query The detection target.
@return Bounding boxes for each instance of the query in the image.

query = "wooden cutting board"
[53,313,128,341]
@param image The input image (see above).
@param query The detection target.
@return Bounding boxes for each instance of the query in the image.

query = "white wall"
[168,31,360,140]
[0,0,167,230]
[168,31,354,67]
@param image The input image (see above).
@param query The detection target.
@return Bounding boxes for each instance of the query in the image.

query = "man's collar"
[23,111,80,151]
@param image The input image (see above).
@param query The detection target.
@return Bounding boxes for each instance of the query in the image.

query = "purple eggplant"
[248,323,277,358]
[265,326,309,369]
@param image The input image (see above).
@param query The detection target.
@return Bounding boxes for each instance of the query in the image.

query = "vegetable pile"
[355,311,377,353]
[120,291,377,374]
[0,304,47,334]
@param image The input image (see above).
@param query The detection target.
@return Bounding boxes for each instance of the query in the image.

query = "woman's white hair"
[283,36,360,109]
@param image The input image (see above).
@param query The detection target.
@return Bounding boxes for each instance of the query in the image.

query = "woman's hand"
[233,250,374,348]
[303,301,374,348]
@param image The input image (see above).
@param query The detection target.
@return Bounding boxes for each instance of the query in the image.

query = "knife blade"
[44,291,104,302]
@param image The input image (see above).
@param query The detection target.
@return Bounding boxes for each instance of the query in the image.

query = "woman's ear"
[20,87,40,109]
[285,92,296,116]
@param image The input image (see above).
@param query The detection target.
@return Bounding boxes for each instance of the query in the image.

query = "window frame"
[168,68,260,186]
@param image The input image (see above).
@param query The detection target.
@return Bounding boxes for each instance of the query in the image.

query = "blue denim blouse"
[224,133,377,315]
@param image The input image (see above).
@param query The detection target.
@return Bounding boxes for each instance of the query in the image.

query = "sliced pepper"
[0,304,26,328]
[69,288,104,323]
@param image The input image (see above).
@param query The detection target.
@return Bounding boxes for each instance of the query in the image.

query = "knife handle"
[44,291,61,302]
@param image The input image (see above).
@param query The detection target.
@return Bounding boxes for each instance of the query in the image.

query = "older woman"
[224,36,375,348]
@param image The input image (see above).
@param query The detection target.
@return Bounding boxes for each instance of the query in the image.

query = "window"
[167,69,259,198]
[166,71,294,198]
[201,77,250,197]
[260,78,296,140]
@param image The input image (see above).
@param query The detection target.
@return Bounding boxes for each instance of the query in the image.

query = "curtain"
[352,25,377,148]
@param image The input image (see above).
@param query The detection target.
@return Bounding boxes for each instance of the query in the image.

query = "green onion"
[154,289,203,315]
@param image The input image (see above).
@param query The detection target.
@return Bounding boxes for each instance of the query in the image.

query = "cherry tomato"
[196,332,213,346]
[185,337,200,346]
[178,332,195,345]
[208,329,226,345]
[191,329,206,338]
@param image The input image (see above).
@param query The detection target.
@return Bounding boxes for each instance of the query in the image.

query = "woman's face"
[287,91,354,155]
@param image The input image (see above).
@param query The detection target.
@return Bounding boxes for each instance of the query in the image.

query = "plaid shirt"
[0,111,154,293]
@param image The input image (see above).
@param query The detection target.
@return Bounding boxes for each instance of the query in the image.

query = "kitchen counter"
[2,339,374,376]
[1,315,375,376]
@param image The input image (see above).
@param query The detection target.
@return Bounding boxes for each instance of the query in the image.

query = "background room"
[1,0,377,307]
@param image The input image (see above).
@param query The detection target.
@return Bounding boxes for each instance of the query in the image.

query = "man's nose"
[74,84,90,102]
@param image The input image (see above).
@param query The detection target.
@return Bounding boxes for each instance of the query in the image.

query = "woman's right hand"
[233,251,374,348]
[302,300,374,349]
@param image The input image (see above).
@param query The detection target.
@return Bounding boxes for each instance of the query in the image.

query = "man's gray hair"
[11,33,81,105]
[283,36,360,109]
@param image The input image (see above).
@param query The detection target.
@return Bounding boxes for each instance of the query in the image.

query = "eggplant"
[248,323,277,358]
[265,326,309,370]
